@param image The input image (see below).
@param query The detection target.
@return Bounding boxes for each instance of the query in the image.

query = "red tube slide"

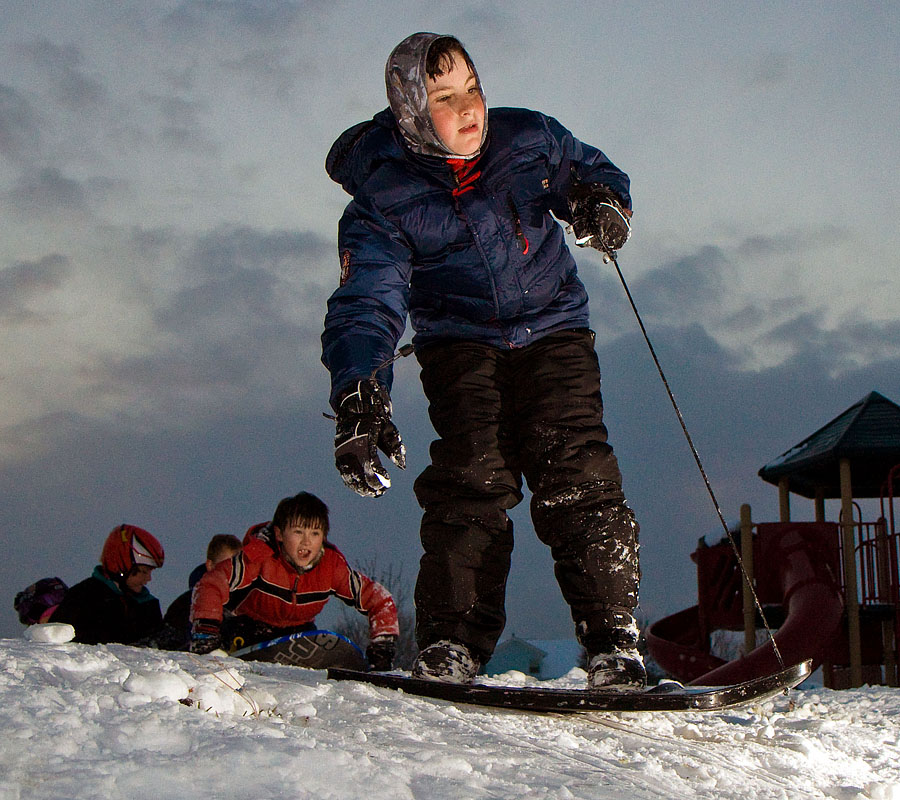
[647,524,844,685]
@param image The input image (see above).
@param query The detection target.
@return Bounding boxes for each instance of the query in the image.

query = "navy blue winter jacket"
[321,107,631,407]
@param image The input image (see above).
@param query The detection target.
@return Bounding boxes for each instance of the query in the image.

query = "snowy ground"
[2,626,900,800]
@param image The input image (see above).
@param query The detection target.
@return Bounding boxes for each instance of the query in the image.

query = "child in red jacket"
[190,492,399,670]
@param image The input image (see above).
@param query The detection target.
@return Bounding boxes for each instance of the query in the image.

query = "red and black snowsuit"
[190,523,399,648]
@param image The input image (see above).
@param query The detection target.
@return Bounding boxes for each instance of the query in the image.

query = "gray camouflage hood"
[385,32,488,160]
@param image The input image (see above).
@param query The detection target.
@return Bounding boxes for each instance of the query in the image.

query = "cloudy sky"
[2,1,898,641]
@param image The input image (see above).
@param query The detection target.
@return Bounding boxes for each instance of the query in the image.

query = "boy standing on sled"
[189,492,399,670]
[322,33,642,688]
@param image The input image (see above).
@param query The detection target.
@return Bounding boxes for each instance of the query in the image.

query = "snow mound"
[2,636,900,799]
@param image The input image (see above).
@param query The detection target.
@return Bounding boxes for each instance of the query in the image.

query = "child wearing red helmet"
[50,524,168,646]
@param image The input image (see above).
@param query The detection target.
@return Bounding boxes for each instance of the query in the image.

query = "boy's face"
[426,52,484,156]
[124,564,154,594]
[276,521,326,570]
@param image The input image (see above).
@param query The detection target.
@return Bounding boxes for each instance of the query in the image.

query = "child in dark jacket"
[190,492,399,670]
[50,524,167,646]
[163,534,243,650]
[321,33,643,689]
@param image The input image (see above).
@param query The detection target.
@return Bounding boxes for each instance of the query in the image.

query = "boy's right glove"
[569,184,632,253]
[334,378,406,497]
[366,635,397,671]
[190,619,223,654]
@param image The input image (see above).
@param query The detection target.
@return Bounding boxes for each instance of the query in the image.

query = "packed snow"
[3,625,900,800]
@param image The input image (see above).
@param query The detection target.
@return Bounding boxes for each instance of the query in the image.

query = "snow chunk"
[865,782,900,800]
[123,669,193,702]
[23,623,75,643]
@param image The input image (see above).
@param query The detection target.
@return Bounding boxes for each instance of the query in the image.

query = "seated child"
[50,524,166,646]
[190,492,399,670]
[163,533,243,650]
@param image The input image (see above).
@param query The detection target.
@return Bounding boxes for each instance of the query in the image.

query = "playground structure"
[647,391,900,688]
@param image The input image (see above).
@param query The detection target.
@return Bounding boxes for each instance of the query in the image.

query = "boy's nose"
[453,96,474,115]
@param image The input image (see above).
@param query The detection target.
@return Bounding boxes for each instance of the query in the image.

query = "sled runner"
[327,659,811,713]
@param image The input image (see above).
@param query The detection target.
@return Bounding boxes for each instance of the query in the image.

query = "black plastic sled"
[233,629,367,671]
[327,659,812,713]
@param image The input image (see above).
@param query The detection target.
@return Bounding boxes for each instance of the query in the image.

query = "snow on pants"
[413,328,640,662]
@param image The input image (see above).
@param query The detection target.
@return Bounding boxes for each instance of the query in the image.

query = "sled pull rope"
[603,247,785,672]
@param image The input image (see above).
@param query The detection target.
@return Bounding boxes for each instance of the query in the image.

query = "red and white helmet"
[100,524,164,575]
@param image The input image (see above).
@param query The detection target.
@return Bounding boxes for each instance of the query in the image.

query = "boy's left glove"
[366,635,397,671]
[569,184,632,253]
[334,378,406,497]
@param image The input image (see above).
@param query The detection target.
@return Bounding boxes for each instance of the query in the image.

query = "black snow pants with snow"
[413,329,640,663]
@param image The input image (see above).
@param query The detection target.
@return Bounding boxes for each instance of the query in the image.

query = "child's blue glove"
[334,379,406,497]
[569,184,632,253]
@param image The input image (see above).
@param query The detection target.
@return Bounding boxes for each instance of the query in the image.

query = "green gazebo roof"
[758,391,900,499]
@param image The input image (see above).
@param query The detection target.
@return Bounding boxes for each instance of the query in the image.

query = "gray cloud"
[0,84,40,162]
[67,224,333,422]
[19,39,106,110]
[163,0,307,37]
[745,51,795,90]
[762,312,900,372]
[139,92,216,154]
[721,296,805,334]
[733,224,848,259]
[187,225,330,279]
[630,245,731,322]
[157,225,331,329]
[450,6,516,38]
[220,48,304,99]
[129,226,180,260]
[7,167,89,217]
[84,341,255,395]
[637,225,851,324]
[0,254,71,321]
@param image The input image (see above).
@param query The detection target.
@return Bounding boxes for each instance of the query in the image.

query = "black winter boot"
[412,640,480,684]
[582,609,646,691]
[586,648,646,691]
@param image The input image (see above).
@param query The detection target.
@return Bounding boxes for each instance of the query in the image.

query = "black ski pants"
[413,329,640,662]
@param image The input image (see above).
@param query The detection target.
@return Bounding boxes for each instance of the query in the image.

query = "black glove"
[569,184,632,253]
[334,378,406,497]
[366,635,397,671]
[190,619,223,654]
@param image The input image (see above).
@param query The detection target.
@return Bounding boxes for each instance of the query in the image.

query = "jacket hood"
[385,32,487,159]
[325,108,401,195]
